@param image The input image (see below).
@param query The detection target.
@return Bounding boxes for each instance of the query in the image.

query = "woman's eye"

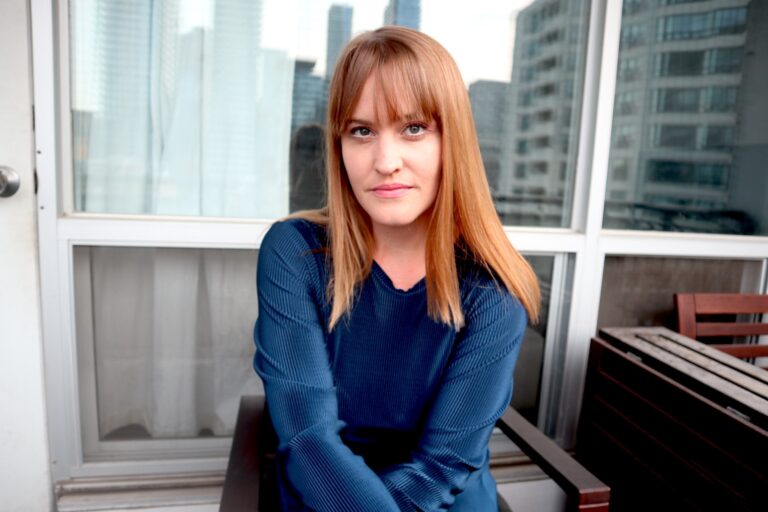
[351,127,372,137]
[404,124,426,136]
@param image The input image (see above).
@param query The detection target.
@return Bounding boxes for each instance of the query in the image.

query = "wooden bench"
[577,327,768,511]
[220,396,610,511]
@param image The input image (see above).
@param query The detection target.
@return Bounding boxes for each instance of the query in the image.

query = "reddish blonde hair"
[302,26,540,330]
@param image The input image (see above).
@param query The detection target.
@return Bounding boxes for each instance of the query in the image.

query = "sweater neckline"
[371,260,427,295]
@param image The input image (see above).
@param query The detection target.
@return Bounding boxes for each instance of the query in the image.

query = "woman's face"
[341,75,441,235]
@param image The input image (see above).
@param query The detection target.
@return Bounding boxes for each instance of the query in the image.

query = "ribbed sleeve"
[254,221,400,511]
[254,220,527,511]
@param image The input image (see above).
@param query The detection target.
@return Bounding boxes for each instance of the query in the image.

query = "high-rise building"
[384,0,420,30]
[74,0,293,217]
[497,0,590,227]
[326,4,353,78]
[82,0,181,213]
[288,4,354,211]
[469,80,509,194]
[203,0,276,216]
[730,0,768,233]
[291,60,326,137]
[604,0,759,234]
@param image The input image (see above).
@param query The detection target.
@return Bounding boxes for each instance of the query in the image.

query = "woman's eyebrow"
[346,117,373,126]
[346,113,427,127]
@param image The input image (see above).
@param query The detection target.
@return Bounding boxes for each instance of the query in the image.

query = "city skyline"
[69,0,766,234]
[260,0,530,83]
[72,0,532,112]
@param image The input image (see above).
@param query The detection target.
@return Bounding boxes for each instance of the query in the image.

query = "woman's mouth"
[371,184,412,198]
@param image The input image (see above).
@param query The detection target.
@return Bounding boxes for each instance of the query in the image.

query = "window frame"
[32,0,768,484]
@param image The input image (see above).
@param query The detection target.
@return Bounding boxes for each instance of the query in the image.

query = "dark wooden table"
[577,327,767,511]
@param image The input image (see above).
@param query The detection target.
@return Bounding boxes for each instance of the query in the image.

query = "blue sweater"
[254,219,527,511]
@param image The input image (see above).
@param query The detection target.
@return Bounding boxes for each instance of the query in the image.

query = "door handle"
[0,166,20,197]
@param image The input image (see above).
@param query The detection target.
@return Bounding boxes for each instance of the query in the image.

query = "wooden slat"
[635,333,768,401]
[697,322,768,337]
[694,294,768,315]
[674,294,697,339]
[710,343,768,359]
[647,328,768,386]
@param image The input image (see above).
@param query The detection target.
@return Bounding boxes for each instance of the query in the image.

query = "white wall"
[0,0,53,510]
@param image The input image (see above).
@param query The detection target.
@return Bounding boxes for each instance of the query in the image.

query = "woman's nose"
[374,135,403,174]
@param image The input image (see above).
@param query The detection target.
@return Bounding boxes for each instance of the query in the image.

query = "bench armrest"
[496,406,610,512]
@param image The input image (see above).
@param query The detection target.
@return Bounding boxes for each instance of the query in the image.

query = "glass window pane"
[657,50,705,77]
[70,0,590,226]
[604,0,768,235]
[74,245,567,460]
[597,256,763,330]
[513,255,553,424]
[73,246,261,460]
[492,252,574,456]
[483,0,590,227]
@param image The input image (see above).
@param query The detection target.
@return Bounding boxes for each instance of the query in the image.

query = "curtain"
[75,246,262,441]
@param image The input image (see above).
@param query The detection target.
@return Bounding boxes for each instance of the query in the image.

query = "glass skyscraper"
[384,0,420,30]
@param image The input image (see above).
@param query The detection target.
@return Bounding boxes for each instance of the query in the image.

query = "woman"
[255,26,540,511]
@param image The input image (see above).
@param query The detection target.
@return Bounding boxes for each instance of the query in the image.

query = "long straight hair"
[301,26,540,330]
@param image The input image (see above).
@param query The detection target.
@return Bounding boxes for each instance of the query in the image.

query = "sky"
[260,0,537,84]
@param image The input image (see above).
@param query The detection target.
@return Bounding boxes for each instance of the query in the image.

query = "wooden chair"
[674,293,768,368]
[220,395,610,512]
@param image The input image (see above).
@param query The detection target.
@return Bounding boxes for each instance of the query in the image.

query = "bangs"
[369,60,439,126]
[332,42,441,136]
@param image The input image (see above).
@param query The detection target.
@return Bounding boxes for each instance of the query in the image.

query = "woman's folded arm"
[254,222,399,511]
[378,288,527,511]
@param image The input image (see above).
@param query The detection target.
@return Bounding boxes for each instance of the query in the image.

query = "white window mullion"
[504,228,584,254]
[555,0,623,448]
[600,230,768,258]
[57,216,272,249]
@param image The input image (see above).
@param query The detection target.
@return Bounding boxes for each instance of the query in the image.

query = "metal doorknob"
[0,166,20,197]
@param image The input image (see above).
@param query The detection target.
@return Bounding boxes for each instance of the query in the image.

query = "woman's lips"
[371,184,412,198]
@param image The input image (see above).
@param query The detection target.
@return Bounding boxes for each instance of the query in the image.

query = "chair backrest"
[674,293,768,364]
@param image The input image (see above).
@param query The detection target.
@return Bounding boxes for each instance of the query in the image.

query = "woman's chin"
[369,214,426,231]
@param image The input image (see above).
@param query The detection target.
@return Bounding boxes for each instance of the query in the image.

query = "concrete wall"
[0,0,53,510]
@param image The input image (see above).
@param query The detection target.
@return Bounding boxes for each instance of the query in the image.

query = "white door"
[0,0,53,509]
